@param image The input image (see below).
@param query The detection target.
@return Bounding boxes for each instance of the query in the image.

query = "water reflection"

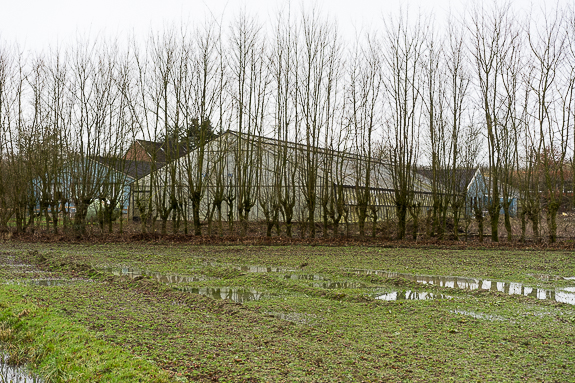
[177,286,270,303]
[31,279,91,287]
[351,269,575,305]
[238,266,296,273]
[375,290,452,301]
[101,267,271,303]
[283,274,364,289]
[311,281,365,289]
[527,274,565,281]
[104,267,208,284]
[6,279,92,287]
[0,253,51,279]
[0,354,43,383]
[452,309,507,322]
[284,274,325,281]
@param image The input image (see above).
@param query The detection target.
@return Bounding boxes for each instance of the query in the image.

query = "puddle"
[0,354,43,382]
[283,274,364,289]
[102,267,209,284]
[312,281,365,289]
[264,311,318,325]
[206,263,297,273]
[452,309,508,322]
[238,266,297,273]
[0,254,53,280]
[527,274,566,281]
[284,274,326,281]
[375,290,452,301]
[6,279,93,287]
[100,267,271,303]
[177,286,271,303]
[351,269,575,305]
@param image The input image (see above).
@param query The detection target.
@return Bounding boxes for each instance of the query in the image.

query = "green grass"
[1,242,575,382]
[0,284,171,382]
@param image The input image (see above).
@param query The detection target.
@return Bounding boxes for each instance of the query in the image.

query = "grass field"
[1,242,575,382]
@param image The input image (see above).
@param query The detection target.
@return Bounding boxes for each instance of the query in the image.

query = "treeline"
[0,4,574,242]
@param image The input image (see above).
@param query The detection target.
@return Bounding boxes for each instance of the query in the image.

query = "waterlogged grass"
[5,242,575,287]
[0,242,574,382]
[0,284,171,382]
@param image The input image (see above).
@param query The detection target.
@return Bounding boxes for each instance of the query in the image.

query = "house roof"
[135,130,432,193]
[222,130,434,191]
[93,156,164,181]
[136,139,188,163]
[224,130,389,166]
[416,167,478,193]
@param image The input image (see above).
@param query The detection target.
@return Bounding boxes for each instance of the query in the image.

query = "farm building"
[129,131,436,224]
[416,167,519,218]
[33,156,159,221]
[124,138,188,163]
[465,169,519,217]
[416,167,478,195]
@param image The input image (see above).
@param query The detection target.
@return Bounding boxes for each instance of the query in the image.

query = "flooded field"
[351,268,575,305]
[177,286,272,303]
[1,244,574,382]
[98,264,453,303]
[93,261,575,305]
[375,290,453,301]
[102,266,210,284]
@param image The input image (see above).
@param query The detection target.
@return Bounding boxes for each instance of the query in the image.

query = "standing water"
[0,354,43,383]
[351,269,575,305]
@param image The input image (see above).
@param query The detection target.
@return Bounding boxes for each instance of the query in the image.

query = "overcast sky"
[1,0,569,53]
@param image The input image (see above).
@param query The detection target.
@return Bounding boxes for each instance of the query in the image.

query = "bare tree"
[347,33,381,238]
[4,49,37,234]
[382,11,425,240]
[444,19,477,240]
[497,25,526,241]
[270,10,300,237]
[296,10,341,238]
[228,13,269,236]
[527,7,572,242]
[470,3,518,242]
[421,24,450,239]
[0,42,18,233]
[179,22,222,236]
[67,41,120,236]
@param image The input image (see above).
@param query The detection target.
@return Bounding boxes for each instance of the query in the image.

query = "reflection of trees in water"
[183,287,264,303]
[357,269,575,305]
[376,290,448,301]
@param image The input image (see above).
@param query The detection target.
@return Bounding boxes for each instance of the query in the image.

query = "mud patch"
[264,311,319,325]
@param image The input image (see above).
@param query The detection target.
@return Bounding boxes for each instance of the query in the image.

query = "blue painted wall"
[33,157,135,217]
[465,170,518,218]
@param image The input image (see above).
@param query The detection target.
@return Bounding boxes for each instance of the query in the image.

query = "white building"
[130,131,434,223]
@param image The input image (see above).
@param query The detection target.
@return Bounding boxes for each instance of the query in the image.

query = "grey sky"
[1,0,564,52]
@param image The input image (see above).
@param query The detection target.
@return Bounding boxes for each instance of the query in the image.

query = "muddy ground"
[1,242,575,382]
